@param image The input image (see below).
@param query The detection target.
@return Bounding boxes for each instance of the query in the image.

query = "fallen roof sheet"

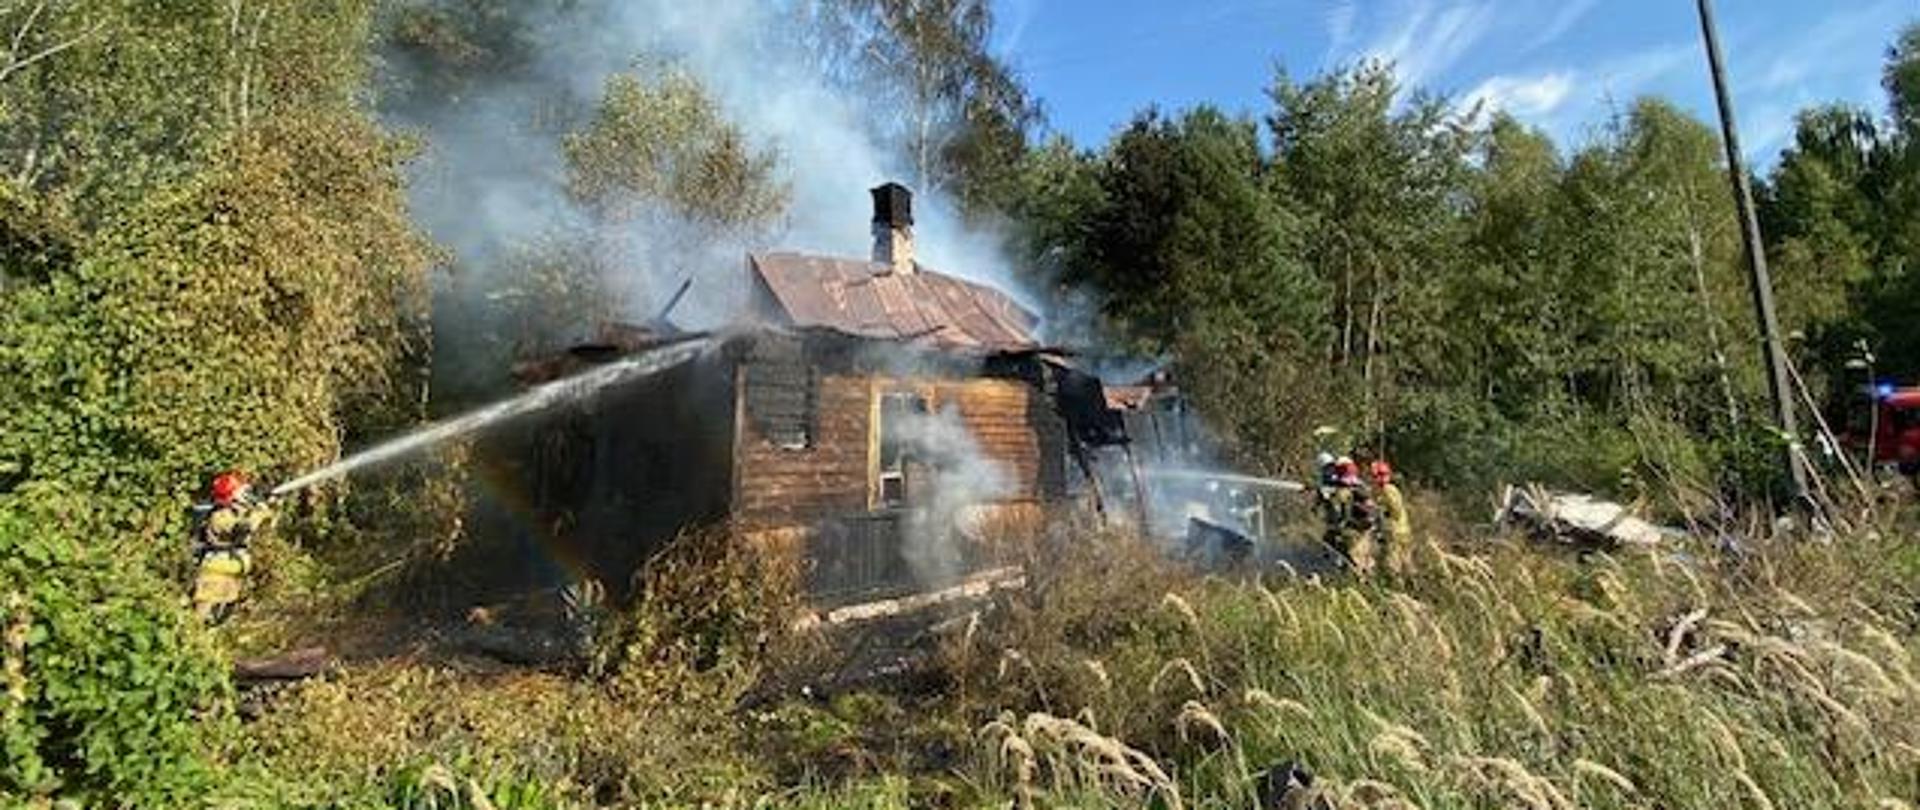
[1497,485,1684,547]
[750,252,1038,352]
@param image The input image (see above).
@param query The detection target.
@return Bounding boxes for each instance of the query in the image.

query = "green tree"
[562,72,787,230]
[1867,23,1920,378]
[1762,105,1882,386]
[1000,135,1106,345]
[0,1,435,543]
[1887,23,1920,137]
[1044,107,1329,469]
[1388,114,1578,487]
[1265,63,1476,444]
[418,65,790,410]
[796,0,1039,215]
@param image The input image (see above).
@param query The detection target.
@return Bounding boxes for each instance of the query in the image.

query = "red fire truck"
[1865,384,1920,477]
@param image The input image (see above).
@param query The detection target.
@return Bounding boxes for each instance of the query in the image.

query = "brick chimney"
[870,182,915,275]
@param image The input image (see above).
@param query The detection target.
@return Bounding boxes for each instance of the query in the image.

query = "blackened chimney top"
[871,182,913,227]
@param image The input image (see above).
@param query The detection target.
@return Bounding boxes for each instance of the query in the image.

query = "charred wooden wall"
[476,350,736,602]
[731,332,1070,605]
[732,334,874,529]
[731,334,1070,529]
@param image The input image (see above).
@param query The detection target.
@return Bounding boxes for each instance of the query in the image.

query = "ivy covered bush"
[0,496,231,805]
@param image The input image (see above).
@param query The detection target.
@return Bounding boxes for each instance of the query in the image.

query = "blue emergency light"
[1874,381,1897,400]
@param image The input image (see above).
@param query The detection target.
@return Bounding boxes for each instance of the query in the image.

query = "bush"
[0,495,231,805]
[602,527,803,703]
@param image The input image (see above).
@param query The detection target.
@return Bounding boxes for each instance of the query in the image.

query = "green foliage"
[795,0,1039,215]
[1888,23,1920,137]
[1268,62,1474,383]
[1088,107,1323,351]
[0,3,439,802]
[1011,107,1334,471]
[0,118,434,548]
[0,500,230,804]
[603,528,803,704]
[1014,27,1920,506]
[378,0,545,116]
[563,72,788,229]
[369,761,571,810]
[430,67,789,410]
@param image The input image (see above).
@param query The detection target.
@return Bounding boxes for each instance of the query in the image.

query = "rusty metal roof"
[749,252,1038,351]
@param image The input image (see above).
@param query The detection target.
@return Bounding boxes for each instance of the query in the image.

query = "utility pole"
[1695,0,1811,506]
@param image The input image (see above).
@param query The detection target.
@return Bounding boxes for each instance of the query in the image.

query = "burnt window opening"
[877,391,929,508]
[745,340,817,451]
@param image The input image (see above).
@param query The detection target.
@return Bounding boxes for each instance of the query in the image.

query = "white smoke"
[387,0,1037,359]
[890,404,1014,585]
[589,1,1033,304]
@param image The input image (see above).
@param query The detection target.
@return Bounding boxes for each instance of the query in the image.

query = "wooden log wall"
[733,366,873,528]
[933,378,1068,501]
[732,336,1071,530]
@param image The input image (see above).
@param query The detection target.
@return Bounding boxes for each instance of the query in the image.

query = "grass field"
[223,507,1920,808]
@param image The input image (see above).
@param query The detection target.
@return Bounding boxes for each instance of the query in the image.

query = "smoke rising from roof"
[383,0,1036,378]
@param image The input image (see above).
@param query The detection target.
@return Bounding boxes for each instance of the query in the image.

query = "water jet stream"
[270,337,713,497]
[1142,467,1307,492]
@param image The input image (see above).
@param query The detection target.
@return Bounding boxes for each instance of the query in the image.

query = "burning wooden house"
[487,184,1128,606]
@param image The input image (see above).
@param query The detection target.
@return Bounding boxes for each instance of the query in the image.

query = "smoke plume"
[890,404,1014,585]
[382,0,1036,372]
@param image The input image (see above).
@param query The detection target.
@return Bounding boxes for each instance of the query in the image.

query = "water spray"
[1143,467,1307,492]
[270,337,714,498]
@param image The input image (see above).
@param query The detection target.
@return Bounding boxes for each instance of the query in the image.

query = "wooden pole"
[1783,355,1874,508]
[1695,0,1811,507]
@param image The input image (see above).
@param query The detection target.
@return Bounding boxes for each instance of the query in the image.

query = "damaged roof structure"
[479,183,1135,608]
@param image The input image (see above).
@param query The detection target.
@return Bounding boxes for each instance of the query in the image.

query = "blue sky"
[991,0,1916,163]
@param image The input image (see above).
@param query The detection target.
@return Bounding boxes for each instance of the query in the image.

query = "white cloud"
[1591,41,1698,94]
[1447,42,1695,147]
[1753,0,1902,93]
[1524,0,1600,53]
[1324,0,1358,65]
[1463,71,1576,117]
[1361,0,1499,90]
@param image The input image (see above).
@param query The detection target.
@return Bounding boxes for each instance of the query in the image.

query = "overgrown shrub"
[0,495,231,805]
[602,527,804,703]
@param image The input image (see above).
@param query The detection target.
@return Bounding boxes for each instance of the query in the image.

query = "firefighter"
[1370,460,1413,577]
[1317,456,1375,574]
[191,471,273,624]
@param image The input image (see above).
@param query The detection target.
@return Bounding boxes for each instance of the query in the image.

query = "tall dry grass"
[939,512,1920,809]
[223,511,1920,807]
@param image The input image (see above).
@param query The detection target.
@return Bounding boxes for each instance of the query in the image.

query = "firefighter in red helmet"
[1369,461,1413,577]
[1317,456,1376,574]
[191,470,273,623]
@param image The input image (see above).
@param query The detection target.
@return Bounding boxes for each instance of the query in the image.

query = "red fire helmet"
[1334,457,1359,479]
[210,471,248,506]
[1370,460,1393,483]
